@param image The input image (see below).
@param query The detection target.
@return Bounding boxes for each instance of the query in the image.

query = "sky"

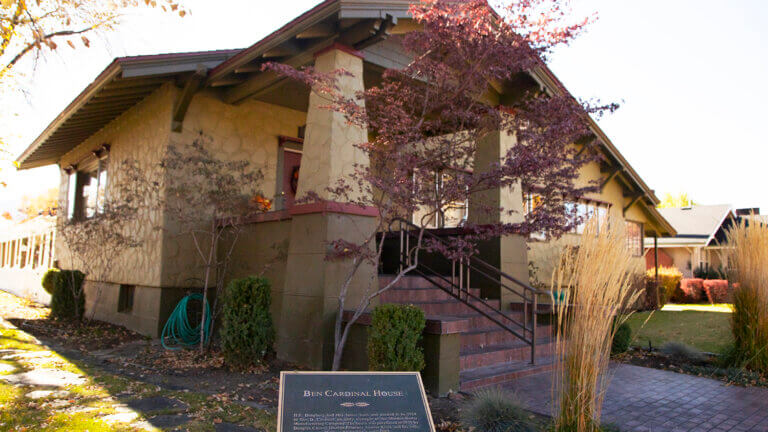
[1,0,767,215]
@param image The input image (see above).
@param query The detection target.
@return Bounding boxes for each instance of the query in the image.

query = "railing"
[384,218,548,364]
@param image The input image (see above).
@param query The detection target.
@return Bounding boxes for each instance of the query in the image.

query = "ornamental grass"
[551,217,641,432]
[722,219,768,373]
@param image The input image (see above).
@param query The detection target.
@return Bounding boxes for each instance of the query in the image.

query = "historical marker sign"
[277,371,435,432]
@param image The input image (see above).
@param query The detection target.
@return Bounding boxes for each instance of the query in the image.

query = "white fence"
[0,217,56,305]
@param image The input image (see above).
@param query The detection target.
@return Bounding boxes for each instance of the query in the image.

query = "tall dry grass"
[722,218,768,372]
[551,217,640,432]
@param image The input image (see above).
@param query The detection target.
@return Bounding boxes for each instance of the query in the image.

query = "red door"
[282,150,302,209]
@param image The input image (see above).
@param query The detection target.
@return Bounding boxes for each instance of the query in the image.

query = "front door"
[282,150,302,210]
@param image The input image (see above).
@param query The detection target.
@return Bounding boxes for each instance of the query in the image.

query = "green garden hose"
[161,293,211,350]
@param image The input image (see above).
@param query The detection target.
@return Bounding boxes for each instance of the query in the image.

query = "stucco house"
[15,0,675,393]
[643,205,737,278]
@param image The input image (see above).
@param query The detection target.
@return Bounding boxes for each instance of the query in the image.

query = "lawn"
[625,306,733,353]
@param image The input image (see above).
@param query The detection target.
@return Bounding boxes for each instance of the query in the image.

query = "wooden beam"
[296,22,336,39]
[600,167,621,192]
[210,77,248,88]
[172,66,207,132]
[220,38,332,105]
[338,19,382,47]
[234,62,265,74]
[623,194,642,215]
[262,39,304,58]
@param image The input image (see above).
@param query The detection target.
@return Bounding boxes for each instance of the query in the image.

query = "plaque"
[277,371,435,432]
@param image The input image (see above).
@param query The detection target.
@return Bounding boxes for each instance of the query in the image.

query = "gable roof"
[652,205,735,247]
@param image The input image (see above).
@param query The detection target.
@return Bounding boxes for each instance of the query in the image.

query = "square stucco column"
[468,130,529,306]
[276,45,378,369]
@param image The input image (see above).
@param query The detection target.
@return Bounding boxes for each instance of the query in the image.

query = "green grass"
[626,309,733,353]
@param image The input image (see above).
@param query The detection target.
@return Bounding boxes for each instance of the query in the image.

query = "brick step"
[460,325,553,350]
[394,299,501,316]
[380,286,481,303]
[460,339,557,370]
[460,356,557,391]
[379,275,458,290]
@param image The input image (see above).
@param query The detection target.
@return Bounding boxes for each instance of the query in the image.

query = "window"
[571,200,610,234]
[625,221,643,257]
[117,285,135,313]
[66,151,108,221]
[412,169,468,229]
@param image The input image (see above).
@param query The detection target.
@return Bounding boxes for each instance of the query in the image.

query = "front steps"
[379,275,556,391]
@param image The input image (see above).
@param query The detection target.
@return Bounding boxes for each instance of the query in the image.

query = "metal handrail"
[385,218,545,364]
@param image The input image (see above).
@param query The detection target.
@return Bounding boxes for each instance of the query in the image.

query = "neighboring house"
[644,205,739,277]
[14,0,674,393]
[0,215,56,305]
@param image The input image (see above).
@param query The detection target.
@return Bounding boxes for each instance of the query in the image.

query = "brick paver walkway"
[505,363,768,431]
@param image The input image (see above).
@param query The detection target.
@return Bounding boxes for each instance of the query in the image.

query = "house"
[14,0,674,393]
[644,205,738,277]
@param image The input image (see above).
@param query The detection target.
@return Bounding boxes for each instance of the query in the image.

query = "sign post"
[277,371,435,432]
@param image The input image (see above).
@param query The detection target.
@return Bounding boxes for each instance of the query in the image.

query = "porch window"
[412,169,468,229]
[625,221,643,256]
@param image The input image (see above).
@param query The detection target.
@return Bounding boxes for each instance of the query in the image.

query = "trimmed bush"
[368,304,425,372]
[678,278,704,303]
[702,280,731,304]
[460,387,537,432]
[41,268,60,295]
[50,270,85,320]
[694,265,728,280]
[220,276,274,369]
[611,322,632,355]
[646,267,682,306]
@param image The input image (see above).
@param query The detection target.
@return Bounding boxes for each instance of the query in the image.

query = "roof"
[650,205,735,247]
[13,0,674,237]
[16,49,240,169]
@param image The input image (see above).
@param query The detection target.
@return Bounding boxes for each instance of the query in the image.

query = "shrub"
[660,341,706,363]
[611,322,632,355]
[460,387,537,432]
[694,265,728,280]
[702,280,731,304]
[50,270,85,320]
[723,220,768,373]
[220,276,275,369]
[678,278,704,303]
[41,268,60,295]
[367,304,425,371]
[646,267,682,306]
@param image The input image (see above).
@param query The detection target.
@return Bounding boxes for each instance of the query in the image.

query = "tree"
[0,0,187,170]
[56,159,161,320]
[269,0,614,370]
[161,132,272,353]
[657,192,695,209]
[19,187,58,218]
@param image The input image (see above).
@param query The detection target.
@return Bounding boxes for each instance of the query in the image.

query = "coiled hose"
[161,293,211,350]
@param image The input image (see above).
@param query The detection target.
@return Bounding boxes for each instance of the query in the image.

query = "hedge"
[368,304,426,372]
[645,267,682,306]
[220,276,274,369]
[50,270,85,320]
[678,278,704,303]
[41,268,60,295]
[702,280,731,304]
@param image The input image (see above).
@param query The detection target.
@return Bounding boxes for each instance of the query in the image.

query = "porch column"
[276,44,378,369]
[468,129,530,307]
